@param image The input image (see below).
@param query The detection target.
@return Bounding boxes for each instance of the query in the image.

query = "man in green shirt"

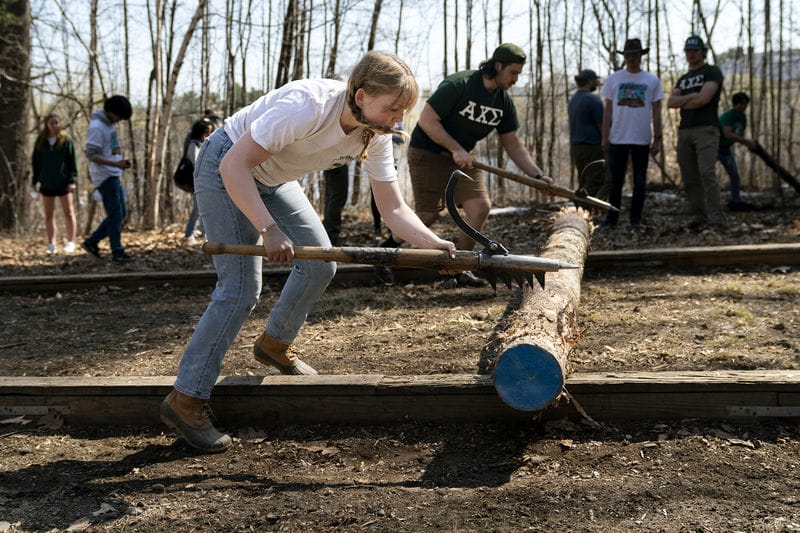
[668,35,725,230]
[718,92,756,210]
[376,43,552,288]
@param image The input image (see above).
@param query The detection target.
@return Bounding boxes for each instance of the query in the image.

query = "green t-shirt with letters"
[410,70,519,153]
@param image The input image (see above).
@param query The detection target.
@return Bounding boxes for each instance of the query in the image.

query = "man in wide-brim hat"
[616,38,650,55]
[600,38,664,229]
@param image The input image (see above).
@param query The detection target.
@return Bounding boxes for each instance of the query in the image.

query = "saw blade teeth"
[485,272,498,292]
[525,273,534,287]
[501,274,513,290]
[535,272,546,289]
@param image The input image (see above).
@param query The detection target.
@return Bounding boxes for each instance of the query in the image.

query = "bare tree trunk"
[442,0,448,76]
[493,0,506,201]
[142,0,206,229]
[746,0,755,189]
[367,0,382,50]
[498,0,503,41]
[82,0,100,235]
[465,0,473,67]
[533,1,544,171]
[394,0,404,53]
[0,0,31,231]
[291,0,306,81]
[123,0,139,225]
[325,0,342,77]
[545,0,555,177]
[263,0,273,89]
[201,0,211,107]
[592,0,619,70]
[453,1,459,71]
[276,0,297,88]
[225,0,235,112]
[239,0,254,105]
[785,0,795,178]
[305,0,312,78]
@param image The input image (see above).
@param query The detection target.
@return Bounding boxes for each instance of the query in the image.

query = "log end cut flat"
[493,344,565,411]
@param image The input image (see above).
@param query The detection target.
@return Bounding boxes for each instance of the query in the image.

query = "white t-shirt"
[86,109,123,186]
[223,78,396,186]
[601,69,664,145]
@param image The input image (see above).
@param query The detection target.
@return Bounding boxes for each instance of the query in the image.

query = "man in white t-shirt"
[600,38,664,229]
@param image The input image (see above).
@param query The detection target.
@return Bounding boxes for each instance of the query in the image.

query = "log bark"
[491,207,593,411]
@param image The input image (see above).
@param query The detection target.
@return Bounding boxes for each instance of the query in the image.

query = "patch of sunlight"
[725,306,756,323]
[714,284,745,298]
[766,280,800,297]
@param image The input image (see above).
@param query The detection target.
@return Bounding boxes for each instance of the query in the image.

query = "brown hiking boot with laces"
[160,390,232,453]
[253,332,318,375]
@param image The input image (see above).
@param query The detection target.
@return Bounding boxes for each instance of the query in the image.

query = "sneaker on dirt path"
[81,240,101,258]
[46,243,56,255]
[112,251,132,263]
[63,241,76,253]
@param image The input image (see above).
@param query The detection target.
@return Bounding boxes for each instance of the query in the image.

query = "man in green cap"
[375,43,552,288]
[668,35,725,230]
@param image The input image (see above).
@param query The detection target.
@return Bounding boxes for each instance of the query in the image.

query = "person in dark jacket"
[32,113,78,254]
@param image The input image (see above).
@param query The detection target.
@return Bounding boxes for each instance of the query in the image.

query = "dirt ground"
[1,189,799,532]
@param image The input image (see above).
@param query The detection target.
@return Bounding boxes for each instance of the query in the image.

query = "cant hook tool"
[445,170,577,290]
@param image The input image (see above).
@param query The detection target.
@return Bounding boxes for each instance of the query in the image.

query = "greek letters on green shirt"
[410,70,519,153]
[675,63,723,129]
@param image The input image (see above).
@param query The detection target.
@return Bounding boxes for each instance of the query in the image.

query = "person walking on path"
[32,113,78,254]
[183,118,215,245]
[568,69,607,199]
[160,51,456,453]
[600,38,664,229]
[81,95,133,262]
[667,35,725,230]
[717,91,756,211]
[375,43,552,287]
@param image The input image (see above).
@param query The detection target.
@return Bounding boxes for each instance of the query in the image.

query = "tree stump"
[492,207,594,411]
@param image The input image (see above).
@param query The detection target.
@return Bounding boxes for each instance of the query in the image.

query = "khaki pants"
[407,146,487,213]
[677,125,724,225]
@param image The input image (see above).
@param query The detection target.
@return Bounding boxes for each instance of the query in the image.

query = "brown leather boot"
[160,390,232,453]
[253,332,318,375]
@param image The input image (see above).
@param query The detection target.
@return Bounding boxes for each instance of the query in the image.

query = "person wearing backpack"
[178,118,215,245]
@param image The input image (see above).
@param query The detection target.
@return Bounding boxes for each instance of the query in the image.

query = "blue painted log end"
[493,344,565,411]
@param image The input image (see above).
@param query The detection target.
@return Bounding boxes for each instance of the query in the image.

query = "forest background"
[0,0,797,235]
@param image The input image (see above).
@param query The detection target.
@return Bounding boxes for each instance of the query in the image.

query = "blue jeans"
[604,144,649,225]
[86,176,126,253]
[717,152,741,202]
[174,129,336,399]
[184,194,204,238]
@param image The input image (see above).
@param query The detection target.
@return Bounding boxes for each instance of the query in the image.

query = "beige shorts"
[408,146,488,213]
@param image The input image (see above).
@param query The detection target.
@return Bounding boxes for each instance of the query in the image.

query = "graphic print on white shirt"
[616,83,647,108]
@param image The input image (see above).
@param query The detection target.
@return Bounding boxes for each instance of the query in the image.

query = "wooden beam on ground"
[587,242,800,268]
[4,371,796,427]
[492,208,593,411]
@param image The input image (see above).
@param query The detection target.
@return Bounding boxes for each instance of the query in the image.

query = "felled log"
[491,207,594,411]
